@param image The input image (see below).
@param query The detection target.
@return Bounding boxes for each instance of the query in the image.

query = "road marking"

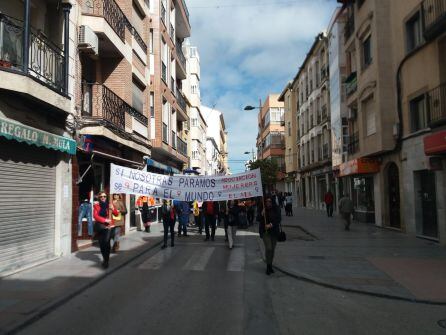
[183,247,215,271]
[227,248,245,272]
[138,247,176,270]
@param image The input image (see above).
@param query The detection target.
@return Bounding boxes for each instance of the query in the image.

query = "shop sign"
[110,163,263,201]
[339,158,380,177]
[424,130,446,156]
[0,117,76,155]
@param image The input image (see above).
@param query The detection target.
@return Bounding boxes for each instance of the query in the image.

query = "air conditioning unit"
[347,108,357,120]
[78,25,98,55]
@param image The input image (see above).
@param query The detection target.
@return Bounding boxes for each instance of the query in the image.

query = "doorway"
[418,170,438,238]
[302,178,306,207]
[387,163,401,228]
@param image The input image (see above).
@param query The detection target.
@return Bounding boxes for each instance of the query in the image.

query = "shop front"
[339,158,380,223]
[0,117,75,275]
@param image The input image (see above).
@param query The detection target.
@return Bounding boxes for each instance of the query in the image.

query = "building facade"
[183,42,207,174]
[256,94,286,192]
[295,34,333,210]
[202,105,228,175]
[0,0,76,275]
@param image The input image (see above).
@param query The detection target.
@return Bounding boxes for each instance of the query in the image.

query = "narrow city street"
[12,220,446,335]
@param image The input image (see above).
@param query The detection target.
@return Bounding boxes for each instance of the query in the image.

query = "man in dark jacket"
[203,201,219,241]
[259,196,281,275]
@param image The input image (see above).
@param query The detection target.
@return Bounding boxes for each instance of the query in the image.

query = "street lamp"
[243,105,257,111]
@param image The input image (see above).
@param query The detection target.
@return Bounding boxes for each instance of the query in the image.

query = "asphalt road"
[17,229,446,335]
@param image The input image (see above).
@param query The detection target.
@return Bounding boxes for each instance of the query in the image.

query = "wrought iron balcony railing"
[161,62,167,83]
[0,13,66,94]
[177,136,187,156]
[170,23,175,42]
[171,130,177,149]
[176,86,187,111]
[82,0,126,41]
[427,82,446,127]
[132,27,147,52]
[348,132,359,154]
[162,122,168,143]
[176,41,186,70]
[345,71,357,97]
[81,83,147,130]
[422,0,446,40]
[161,3,167,26]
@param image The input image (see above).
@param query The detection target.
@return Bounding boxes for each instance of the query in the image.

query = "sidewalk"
[0,224,164,334]
[272,207,446,304]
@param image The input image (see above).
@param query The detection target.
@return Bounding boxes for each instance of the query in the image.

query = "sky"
[186,0,339,174]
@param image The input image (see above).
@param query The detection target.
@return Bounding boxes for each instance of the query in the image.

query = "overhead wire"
[188,0,300,9]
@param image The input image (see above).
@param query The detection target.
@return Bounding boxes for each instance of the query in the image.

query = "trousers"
[98,228,112,262]
[178,215,189,235]
[78,202,93,236]
[205,214,216,239]
[263,231,277,266]
[227,225,237,248]
[326,203,333,217]
[163,218,175,246]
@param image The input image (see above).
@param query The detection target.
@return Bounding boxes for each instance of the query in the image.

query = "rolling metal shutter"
[0,142,56,275]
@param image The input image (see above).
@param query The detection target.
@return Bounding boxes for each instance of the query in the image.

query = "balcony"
[176,41,186,70]
[171,77,175,95]
[171,130,177,149]
[321,105,328,121]
[427,82,446,127]
[422,0,446,40]
[320,65,329,82]
[344,15,355,42]
[161,3,167,27]
[162,122,168,143]
[177,136,187,156]
[0,13,66,95]
[345,71,357,97]
[161,62,167,83]
[81,0,126,41]
[81,83,147,130]
[323,143,329,160]
[132,27,147,52]
[348,132,359,154]
[176,86,187,112]
[170,24,175,42]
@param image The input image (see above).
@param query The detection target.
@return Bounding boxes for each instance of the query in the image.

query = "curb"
[5,237,164,335]
[256,238,446,306]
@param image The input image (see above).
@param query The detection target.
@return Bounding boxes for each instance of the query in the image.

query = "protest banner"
[110,163,263,201]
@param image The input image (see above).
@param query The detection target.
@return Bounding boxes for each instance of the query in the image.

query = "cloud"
[187,0,338,173]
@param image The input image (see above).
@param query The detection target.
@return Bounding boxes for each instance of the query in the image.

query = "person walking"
[259,196,281,275]
[227,200,240,249]
[219,200,229,241]
[246,199,255,226]
[177,200,190,237]
[111,194,127,252]
[203,200,219,241]
[339,193,354,230]
[324,190,334,217]
[161,199,175,248]
[192,200,201,231]
[285,192,293,216]
[93,192,119,269]
[140,197,151,233]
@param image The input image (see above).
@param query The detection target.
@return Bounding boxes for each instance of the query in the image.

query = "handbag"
[277,221,286,242]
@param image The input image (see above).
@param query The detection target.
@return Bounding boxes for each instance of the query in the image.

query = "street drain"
[438,319,446,329]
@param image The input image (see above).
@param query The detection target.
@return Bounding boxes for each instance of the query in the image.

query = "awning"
[339,158,380,177]
[0,117,76,155]
[424,130,446,156]
[145,158,181,174]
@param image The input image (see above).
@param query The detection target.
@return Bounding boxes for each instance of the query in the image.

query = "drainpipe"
[62,2,72,96]
[22,0,30,74]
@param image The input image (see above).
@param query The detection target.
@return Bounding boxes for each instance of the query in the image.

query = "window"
[362,35,372,68]
[150,92,154,117]
[406,12,423,52]
[191,84,198,94]
[191,118,198,126]
[410,94,429,132]
[149,29,154,54]
[363,96,376,136]
[132,80,144,114]
[288,122,291,136]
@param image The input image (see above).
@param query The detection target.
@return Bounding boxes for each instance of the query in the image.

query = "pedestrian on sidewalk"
[339,193,354,230]
[93,192,119,269]
[203,201,219,241]
[227,200,240,249]
[111,194,127,252]
[161,199,175,249]
[285,192,293,216]
[324,190,334,217]
[259,196,281,275]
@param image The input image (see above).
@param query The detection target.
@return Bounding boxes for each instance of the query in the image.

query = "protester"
[203,200,219,241]
[93,192,119,269]
[192,200,201,231]
[246,199,255,226]
[111,194,127,252]
[227,200,240,249]
[339,193,354,230]
[259,196,281,275]
[219,200,229,241]
[176,200,190,237]
[161,199,175,249]
[140,197,151,233]
[278,192,284,209]
[324,190,334,218]
[285,192,293,216]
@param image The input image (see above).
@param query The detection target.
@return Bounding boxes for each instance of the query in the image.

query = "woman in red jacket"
[94,191,119,268]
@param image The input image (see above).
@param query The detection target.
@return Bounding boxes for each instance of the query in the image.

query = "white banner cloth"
[110,164,263,201]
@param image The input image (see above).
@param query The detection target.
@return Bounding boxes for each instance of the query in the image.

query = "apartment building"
[0,0,76,275]
[389,0,446,244]
[256,94,286,192]
[279,82,299,197]
[149,0,190,173]
[294,34,332,210]
[202,105,228,175]
[183,42,207,174]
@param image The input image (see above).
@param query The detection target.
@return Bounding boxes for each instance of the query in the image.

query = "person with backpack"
[161,199,175,249]
[203,200,219,241]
